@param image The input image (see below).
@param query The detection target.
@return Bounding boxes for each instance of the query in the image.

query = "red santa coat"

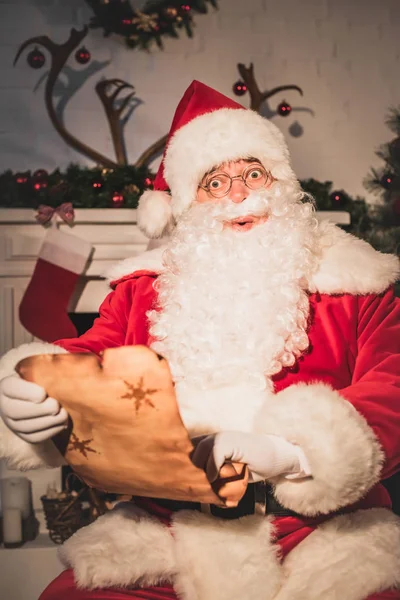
[1,224,400,600]
[57,271,400,486]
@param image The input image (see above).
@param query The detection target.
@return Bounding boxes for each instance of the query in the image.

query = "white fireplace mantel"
[0,208,150,355]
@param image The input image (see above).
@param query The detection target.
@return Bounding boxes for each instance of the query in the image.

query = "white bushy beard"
[148,183,319,434]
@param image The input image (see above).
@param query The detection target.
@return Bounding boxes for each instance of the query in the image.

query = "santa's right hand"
[0,375,69,443]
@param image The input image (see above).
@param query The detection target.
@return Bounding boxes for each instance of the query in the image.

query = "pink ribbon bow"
[35,202,75,225]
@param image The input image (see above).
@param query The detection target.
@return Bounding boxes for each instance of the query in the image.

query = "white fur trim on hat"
[137,190,173,239]
[164,108,299,220]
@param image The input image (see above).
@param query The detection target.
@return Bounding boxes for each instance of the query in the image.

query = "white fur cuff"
[255,383,384,515]
[0,342,67,470]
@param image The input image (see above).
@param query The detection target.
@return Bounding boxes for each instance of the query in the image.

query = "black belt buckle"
[201,481,299,519]
[154,482,299,519]
[202,481,267,519]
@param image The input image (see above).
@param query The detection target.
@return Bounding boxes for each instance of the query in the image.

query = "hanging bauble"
[111,191,125,208]
[75,46,91,65]
[232,80,247,96]
[329,190,347,209]
[277,100,292,117]
[144,176,154,188]
[32,169,49,190]
[380,173,394,189]
[15,171,30,185]
[164,6,178,18]
[27,47,45,69]
[123,183,140,195]
[92,175,104,192]
[180,4,191,13]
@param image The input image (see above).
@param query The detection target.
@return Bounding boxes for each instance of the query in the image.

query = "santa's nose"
[229,179,249,203]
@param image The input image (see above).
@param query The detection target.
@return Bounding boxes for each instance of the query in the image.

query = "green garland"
[0,164,361,212]
[84,0,218,50]
[0,165,153,210]
[300,179,370,234]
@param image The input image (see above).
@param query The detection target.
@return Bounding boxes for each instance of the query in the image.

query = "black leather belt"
[153,482,301,519]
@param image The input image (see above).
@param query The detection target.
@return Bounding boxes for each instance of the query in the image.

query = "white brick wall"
[0,0,399,200]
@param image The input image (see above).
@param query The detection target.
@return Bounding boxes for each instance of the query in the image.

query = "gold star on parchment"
[67,433,98,459]
[121,378,158,413]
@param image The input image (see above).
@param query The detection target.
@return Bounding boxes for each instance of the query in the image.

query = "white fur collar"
[105,246,166,283]
[105,223,400,295]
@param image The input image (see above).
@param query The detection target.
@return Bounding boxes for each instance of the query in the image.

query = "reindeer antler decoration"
[14,27,170,169]
[237,63,303,112]
[95,79,136,166]
[14,28,118,169]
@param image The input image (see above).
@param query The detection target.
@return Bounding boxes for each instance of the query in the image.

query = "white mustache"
[209,189,272,220]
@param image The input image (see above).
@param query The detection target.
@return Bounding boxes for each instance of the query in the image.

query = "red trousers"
[40,570,400,600]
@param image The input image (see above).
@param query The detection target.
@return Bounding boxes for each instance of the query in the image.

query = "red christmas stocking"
[19,228,93,343]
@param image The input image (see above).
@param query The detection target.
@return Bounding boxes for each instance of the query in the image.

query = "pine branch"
[385,106,400,135]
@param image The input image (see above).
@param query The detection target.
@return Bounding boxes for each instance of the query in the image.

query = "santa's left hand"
[191,431,311,483]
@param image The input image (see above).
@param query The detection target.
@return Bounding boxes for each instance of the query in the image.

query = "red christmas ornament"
[380,173,394,189]
[112,192,125,208]
[180,4,191,12]
[233,81,247,96]
[277,101,292,117]
[32,169,48,190]
[329,190,346,209]
[92,176,104,192]
[15,172,30,185]
[75,46,91,65]
[27,47,45,69]
[144,176,154,188]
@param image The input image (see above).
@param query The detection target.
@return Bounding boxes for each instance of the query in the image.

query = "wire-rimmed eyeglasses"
[198,164,274,199]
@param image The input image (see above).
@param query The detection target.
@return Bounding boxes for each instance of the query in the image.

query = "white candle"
[2,508,23,546]
[0,477,31,519]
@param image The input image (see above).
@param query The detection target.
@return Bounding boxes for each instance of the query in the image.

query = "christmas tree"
[363,107,400,255]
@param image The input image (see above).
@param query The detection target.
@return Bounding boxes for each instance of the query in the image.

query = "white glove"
[0,375,69,443]
[192,431,311,483]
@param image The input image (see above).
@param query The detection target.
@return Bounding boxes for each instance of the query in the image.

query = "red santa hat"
[137,80,298,239]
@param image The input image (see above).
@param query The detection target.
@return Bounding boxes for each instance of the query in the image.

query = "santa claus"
[1,81,400,600]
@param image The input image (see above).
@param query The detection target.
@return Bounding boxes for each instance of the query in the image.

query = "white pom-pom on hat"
[137,190,173,239]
